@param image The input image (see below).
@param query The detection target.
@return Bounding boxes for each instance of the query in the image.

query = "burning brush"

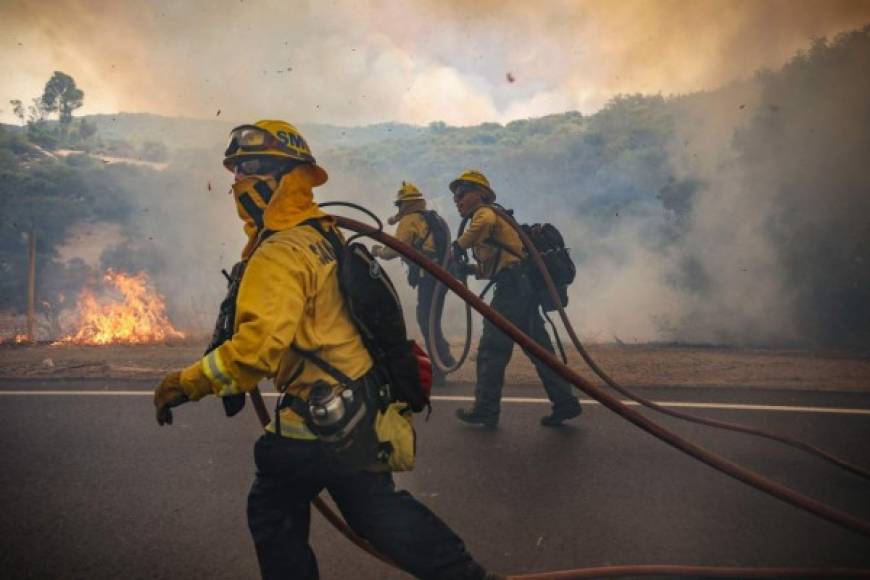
[58,269,185,345]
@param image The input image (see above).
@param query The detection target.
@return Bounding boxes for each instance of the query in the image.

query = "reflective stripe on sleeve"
[201,351,240,397]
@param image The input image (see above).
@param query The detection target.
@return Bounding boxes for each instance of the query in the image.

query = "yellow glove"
[154,371,189,426]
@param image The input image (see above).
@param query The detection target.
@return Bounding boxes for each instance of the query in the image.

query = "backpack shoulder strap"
[420,210,451,255]
[291,219,366,386]
[291,346,359,387]
[408,210,432,250]
[302,218,344,261]
[489,207,524,257]
[483,217,525,259]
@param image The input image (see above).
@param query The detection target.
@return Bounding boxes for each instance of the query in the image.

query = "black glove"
[455,261,476,278]
[451,241,466,263]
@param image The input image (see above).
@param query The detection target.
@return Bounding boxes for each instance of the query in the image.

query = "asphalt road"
[1,380,870,579]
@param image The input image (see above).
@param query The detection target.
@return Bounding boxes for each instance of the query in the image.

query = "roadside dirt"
[1,338,868,391]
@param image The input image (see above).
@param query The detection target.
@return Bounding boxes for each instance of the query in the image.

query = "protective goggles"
[224,125,295,157]
[233,157,289,176]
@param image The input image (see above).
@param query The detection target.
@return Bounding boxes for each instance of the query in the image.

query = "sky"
[2,0,869,127]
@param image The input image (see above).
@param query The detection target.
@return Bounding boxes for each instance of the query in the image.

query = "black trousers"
[473,266,578,418]
[416,273,453,376]
[247,433,486,580]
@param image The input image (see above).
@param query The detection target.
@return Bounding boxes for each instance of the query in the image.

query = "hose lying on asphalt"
[509,566,870,579]
[485,204,870,483]
[338,215,870,533]
[245,214,870,579]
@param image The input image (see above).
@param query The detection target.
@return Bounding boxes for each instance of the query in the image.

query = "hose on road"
[245,213,870,578]
[485,203,870,482]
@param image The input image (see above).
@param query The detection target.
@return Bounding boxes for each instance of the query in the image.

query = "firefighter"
[449,170,582,428]
[371,182,456,386]
[153,121,496,580]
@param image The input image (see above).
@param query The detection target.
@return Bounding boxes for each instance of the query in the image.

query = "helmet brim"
[449,178,494,199]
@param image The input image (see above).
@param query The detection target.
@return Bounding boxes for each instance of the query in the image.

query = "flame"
[61,269,185,345]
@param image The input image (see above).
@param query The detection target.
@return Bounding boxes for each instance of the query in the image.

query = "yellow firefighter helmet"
[395,181,424,204]
[449,169,495,201]
[223,120,328,186]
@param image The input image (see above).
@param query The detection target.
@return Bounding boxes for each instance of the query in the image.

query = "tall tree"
[41,71,84,124]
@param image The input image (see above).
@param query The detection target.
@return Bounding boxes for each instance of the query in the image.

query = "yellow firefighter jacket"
[178,167,373,440]
[455,205,524,279]
[378,211,437,261]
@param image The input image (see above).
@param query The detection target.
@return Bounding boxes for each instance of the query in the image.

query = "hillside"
[2,25,869,349]
[42,113,427,153]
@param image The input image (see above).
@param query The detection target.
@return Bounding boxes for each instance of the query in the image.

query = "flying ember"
[61,269,185,345]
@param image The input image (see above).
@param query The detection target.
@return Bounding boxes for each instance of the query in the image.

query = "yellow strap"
[267,414,318,440]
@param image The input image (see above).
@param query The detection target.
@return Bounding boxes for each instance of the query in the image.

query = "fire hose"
[484,204,870,482]
[247,215,870,578]
[428,204,870,480]
[427,247,474,373]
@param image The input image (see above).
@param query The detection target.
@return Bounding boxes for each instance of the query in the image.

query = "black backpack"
[210,221,431,419]
[520,222,576,312]
[480,206,576,312]
[407,210,450,288]
[420,210,450,260]
[302,220,431,413]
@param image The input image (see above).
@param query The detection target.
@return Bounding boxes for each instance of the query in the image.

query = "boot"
[540,401,582,427]
[455,407,498,428]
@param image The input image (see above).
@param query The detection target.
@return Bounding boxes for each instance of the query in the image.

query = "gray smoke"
[662,28,870,348]
[5,1,870,125]
[49,27,870,351]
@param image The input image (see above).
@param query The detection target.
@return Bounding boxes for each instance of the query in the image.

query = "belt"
[269,413,317,440]
[494,261,526,283]
[274,371,383,441]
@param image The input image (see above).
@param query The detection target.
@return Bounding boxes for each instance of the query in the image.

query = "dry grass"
[1,339,868,391]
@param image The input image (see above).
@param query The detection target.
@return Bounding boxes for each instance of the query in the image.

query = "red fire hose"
[247,214,870,578]
[427,244,474,374]
[485,204,870,482]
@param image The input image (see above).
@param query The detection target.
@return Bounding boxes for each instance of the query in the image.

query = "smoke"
[114,151,246,332]
[3,0,870,125]
[546,27,870,349]
[660,27,870,347]
[42,147,243,335]
[318,23,870,350]
[385,26,870,350]
[556,212,685,344]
